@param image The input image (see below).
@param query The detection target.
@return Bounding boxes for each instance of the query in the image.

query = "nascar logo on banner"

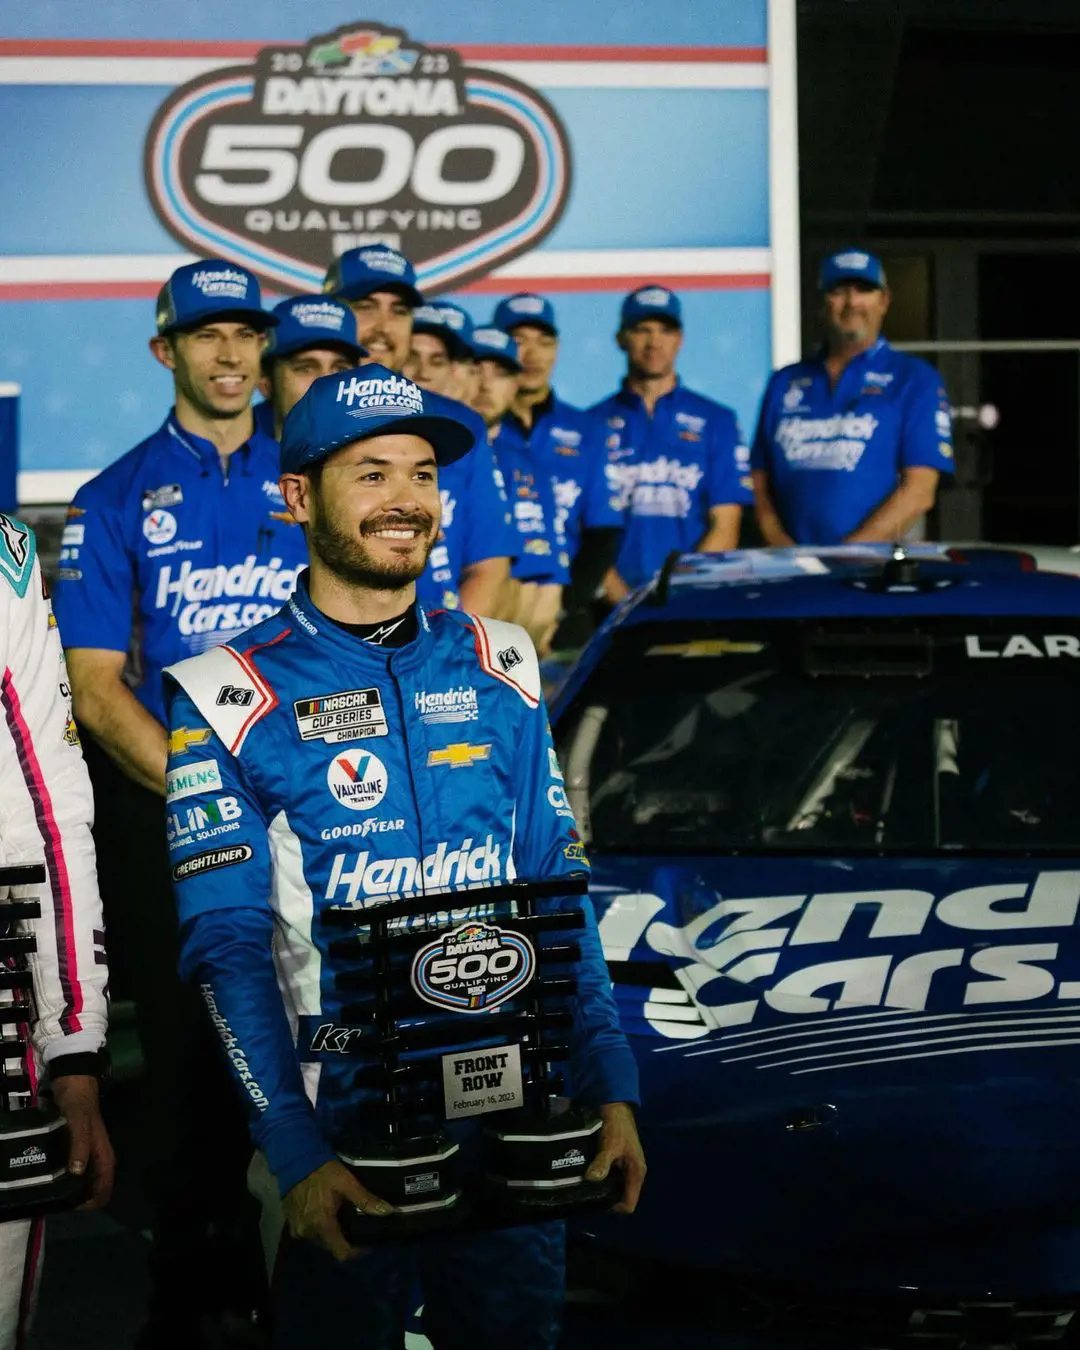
[144,23,573,295]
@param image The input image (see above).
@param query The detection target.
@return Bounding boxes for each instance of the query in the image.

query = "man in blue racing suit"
[163,366,644,1349]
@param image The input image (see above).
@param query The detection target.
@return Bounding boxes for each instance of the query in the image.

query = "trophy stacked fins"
[322,873,620,1241]
[0,864,87,1217]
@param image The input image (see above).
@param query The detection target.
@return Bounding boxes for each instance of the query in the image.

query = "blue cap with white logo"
[280,364,475,474]
[492,292,558,337]
[471,327,522,372]
[619,285,683,330]
[156,259,276,335]
[411,302,475,361]
[264,296,367,362]
[323,245,424,307]
[818,249,887,292]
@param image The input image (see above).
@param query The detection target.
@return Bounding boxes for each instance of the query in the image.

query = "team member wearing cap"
[408,301,474,397]
[493,293,623,646]
[163,366,643,1349]
[591,285,752,603]
[257,295,367,438]
[326,250,514,619]
[751,250,953,545]
[52,258,294,1346]
[475,328,568,648]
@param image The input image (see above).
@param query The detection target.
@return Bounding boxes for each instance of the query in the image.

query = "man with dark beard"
[161,365,645,1349]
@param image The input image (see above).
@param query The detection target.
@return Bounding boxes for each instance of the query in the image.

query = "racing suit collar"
[164,408,278,471]
[286,568,433,674]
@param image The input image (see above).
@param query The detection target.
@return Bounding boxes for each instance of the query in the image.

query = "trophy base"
[339,1133,465,1242]
[481,1172,621,1221]
[0,1107,88,1219]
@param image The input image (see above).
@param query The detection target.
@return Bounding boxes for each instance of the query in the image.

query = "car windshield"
[554,619,1080,855]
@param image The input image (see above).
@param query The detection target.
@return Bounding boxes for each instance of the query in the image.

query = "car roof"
[609,544,1080,626]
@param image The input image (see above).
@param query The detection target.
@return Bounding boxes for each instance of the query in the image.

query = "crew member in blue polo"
[591,285,751,602]
[255,294,366,438]
[493,293,623,645]
[325,249,515,618]
[475,327,568,648]
[751,249,954,545]
[52,259,293,1348]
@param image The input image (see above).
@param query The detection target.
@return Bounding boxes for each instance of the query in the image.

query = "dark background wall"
[797,0,1080,542]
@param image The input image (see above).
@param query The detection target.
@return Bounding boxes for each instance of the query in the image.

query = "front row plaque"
[321,873,620,1240]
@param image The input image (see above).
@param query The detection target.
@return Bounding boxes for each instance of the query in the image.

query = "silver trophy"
[0,864,86,1218]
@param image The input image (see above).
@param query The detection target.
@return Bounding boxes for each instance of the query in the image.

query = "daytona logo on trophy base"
[143,21,572,295]
[411,920,536,1014]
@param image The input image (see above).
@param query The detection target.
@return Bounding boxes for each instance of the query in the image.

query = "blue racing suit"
[51,411,307,723]
[500,393,622,564]
[490,422,570,586]
[750,337,955,544]
[590,380,751,590]
[163,574,637,1347]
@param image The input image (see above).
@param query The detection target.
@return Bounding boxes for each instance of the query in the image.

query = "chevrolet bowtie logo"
[168,726,213,756]
[427,743,491,769]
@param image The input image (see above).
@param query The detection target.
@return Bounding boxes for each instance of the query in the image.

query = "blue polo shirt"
[500,392,622,563]
[414,397,519,612]
[51,412,308,723]
[590,381,751,589]
[751,338,955,544]
[490,422,570,586]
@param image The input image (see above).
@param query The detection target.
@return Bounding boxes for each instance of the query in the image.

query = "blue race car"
[551,545,1080,1348]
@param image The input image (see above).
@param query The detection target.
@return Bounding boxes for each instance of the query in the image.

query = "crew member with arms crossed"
[162,367,645,1349]
[324,246,514,617]
[492,293,623,646]
[52,260,297,1347]
[592,285,751,602]
[473,327,569,649]
[751,249,953,545]
[0,514,112,1350]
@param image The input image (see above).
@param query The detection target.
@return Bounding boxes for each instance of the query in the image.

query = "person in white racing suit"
[0,514,112,1349]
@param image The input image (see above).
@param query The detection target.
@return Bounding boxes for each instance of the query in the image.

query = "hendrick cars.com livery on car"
[550,545,1080,1346]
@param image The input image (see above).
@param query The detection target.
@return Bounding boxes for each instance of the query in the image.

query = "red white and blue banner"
[0,0,798,502]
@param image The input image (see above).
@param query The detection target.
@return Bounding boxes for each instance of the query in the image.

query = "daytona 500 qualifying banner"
[0,0,798,501]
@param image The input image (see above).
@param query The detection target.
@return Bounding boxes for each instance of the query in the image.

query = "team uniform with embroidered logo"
[0,518,108,1350]
[750,337,955,544]
[490,423,570,586]
[52,413,307,723]
[163,575,637,1349]
[591,381,752,590]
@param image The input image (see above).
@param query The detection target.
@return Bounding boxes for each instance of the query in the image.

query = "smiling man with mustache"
[162,366,644,1348]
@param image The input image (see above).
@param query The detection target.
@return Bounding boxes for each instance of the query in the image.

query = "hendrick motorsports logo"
[144,22,573,294]
[411,920,535,1014]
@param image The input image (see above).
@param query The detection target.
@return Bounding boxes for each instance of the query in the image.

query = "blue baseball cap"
[280,365,475,474]
[411,303,474,361]
[492,293,558,337]
[619,285,683,330]
[471,327,522,372]
[323,245,424,307]
[264,297,367,363]
[818,249,887,292]
[156,259,276,335]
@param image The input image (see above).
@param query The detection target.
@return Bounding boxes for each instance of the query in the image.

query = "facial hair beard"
[308,492,435,591]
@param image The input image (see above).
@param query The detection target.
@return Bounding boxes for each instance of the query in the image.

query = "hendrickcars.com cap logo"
[144,22,573,295]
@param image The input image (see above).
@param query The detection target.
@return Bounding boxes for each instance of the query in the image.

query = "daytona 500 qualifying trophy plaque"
[322,873,620,1242]
[0,864,87,1217]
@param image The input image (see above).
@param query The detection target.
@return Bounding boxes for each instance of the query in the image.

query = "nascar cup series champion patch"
[144,22,572,295]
